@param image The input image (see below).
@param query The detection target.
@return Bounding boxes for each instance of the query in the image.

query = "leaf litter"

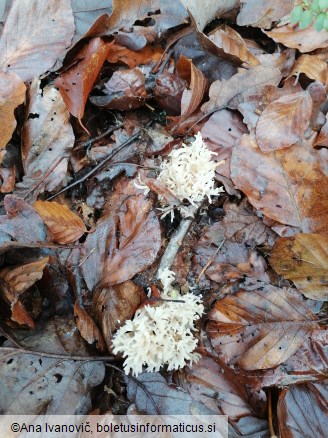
[0,0,327,434]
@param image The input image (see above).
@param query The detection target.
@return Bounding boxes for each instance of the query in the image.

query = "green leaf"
[315,13,325,30]
[323,15,328,29]
[311,0,321,12]
[290,5,304,24]
[319,0,328,10]
[298,9,313,28]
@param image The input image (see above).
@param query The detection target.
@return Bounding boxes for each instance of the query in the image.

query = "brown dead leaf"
[288,55,327,85]
[270,233,328,301]
[34,200,87,244]
[0,71,26,150]
[237,0,294,29]
[207,285,319,370]
[181,353,266,419]
[91,67,150,111]
[55,38,112,121]
[0,195,47,243]
[231,133,328,234]
[11,300,35,328]
[180,59,207,118]
[208,25,260,67]
[91,281,141,350]
[256,91,312,151]
[15,80,74,201]
[107,43,163,68]
[221,200,276,246]
[201,65,281,114]
[278,383,328,438]
[0,0,74,81]
[265,24,328,53]
[315,113,328,147]
[73,302,106,352]
[154,72,187,115]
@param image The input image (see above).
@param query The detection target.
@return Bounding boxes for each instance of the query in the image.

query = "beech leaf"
[73,302,106,352]
[34,200,87,244]
[270,233,328,301]
[207,285,319,370]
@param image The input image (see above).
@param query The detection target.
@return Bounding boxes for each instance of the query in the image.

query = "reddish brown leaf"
[0,195,47,243]
[100,195,161,287]
[278,383,328,437]
[154,72,187,115]
[208,25,260,67]
[15,80,74,200]
[11,300,35,329]
[91,281,142,350]
[265,24,328,53]
[0,71,26,150]
[73,302,106,352]
[201,65,281,114]
[55,38,112,120]
[0,0,74,81]
[107,43,163,68]
[237,0,294,28]
[91,67,150,111]
[270,233,328,301]
[256,91,312,151]
[207,285,319,370]
[34,200,87,244]
[231,133,328,234]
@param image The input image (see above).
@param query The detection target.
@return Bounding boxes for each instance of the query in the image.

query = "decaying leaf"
[207,285,319,370]
[15,80,75,200]
[180,59,207,118]
[231,133,328,234]
[237,0,294,29]
[0,316,105,414]
[55,38,112,120]
[0,71,26,150]
[73,302,106,352]
[256,91,312,151]
[278,382,328,438]
[34,200,87,244]
[91,281,142,350]
[201,65,281,114]
[0,0,75,81]
[107,43,163,68]
[288,54,328,85]
[270,233,328,301]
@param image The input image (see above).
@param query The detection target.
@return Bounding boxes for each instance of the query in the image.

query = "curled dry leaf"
[73,302,106,352]
[180,59,207,118]
[201,65,281,114]
[0,71,26,150]
[237,0,294,29]
[231,134,328,234]
[91,67,150,110]
[34,200,87,244]
[288,54,327,85]
[15,80,75,200]
[264,24,328,53]
[256,91,312,151]
[208,25,260,67]
[155,72,187,115]
[270,233,328,301]
[91,281,142,350]
[277,383,328,438]
[55,38,113,120]
[0,0,74,81]
[207,285,319,370]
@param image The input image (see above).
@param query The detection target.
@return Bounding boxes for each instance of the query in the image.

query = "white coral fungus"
[157,268,176,293]
[157,132,223,217]
[111,293,204,376]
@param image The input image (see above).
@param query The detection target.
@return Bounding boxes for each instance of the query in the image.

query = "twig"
[79,123,124,151]
[155,205,198,278]
[105,363,161,415]
[47,129,143,200]
[196,238,225,283]
[0,346,115,362]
